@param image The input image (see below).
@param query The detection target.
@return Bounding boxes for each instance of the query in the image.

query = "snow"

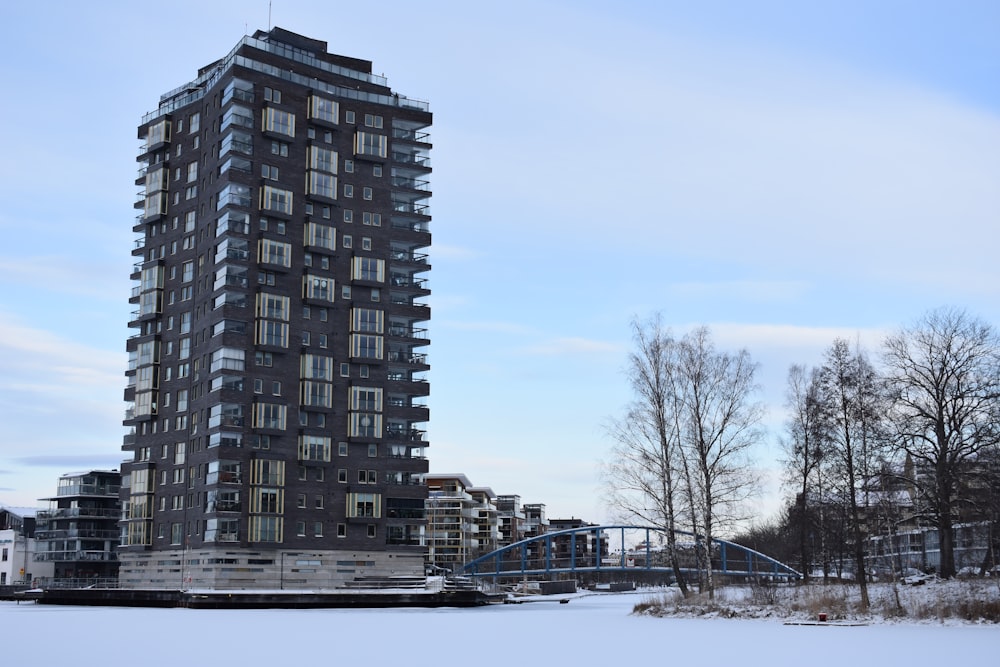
[2,591,995,666]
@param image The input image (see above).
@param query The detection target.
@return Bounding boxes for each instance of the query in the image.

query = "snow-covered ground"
[2,590,996,666]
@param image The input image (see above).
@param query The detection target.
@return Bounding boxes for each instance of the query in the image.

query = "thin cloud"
[430,244,479,261]
[13,455,122,469]
[709,322,887,352]
[438,320,537,335]
[518,336,622,357]
[668,281,811,303]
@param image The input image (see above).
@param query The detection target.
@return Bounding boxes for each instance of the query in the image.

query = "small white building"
[0,506,53,586]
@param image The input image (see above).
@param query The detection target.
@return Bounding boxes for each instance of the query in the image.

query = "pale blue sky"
[0,1,997,527]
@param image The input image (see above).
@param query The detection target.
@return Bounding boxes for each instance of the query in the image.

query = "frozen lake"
[3,591,996,666]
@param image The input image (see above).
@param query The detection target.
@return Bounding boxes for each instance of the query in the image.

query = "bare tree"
[882,308,1000,578]
[604,316,691,596]
[816,338,885,609]
[781,363,827,581]
[678,327,764,599]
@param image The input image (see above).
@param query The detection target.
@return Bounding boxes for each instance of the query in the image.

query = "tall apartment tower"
[120,28,432,589]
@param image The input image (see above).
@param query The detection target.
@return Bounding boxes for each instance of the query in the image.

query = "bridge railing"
[459,525,801,581]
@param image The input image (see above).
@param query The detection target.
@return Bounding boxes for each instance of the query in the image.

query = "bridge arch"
[459,525,801,581]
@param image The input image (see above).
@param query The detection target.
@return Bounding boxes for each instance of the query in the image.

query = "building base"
[118,547,425,590]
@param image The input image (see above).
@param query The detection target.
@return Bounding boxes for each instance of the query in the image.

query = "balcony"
[35,550,118,562]
[53,483,120,497]
[390,249,429,265]
[387,325,428,341]
[392,202,430,217]
[390,294,430,311]
[35,529,120,540]
[391,127,431,143]
[36,507,120,520]
[391,176,431,191]
[387,351,428,366]
[390,218,430,233]
[391,152,430,169]
[387,397,427,409]
[390,278,430,297]
[386,426,426,442]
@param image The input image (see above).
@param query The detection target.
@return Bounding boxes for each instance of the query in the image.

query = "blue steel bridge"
[459,524,801,581]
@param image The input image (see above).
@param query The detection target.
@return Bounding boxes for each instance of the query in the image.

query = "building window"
[343,184,353,198]
[352,257,385,282]
[300,380,332,408]
[308,95,339,124]
[302,275,335,302]
[349,412,382,437]
[255,320,289,347]
[252,403,287,430]
[307,171,337,199]
[350,334,383,360]
[262,164,279,180]
[362,187,373,201]
[263,107,294,137]
[298,435,332,462]
[351,307,384,333]
[309,146,338,173]
[305,222,335,250]
[249,516,283,543]
[350,386,383,412]
[346,492,381,518]
[354,131,387,158]
[257,293,290,320]
[345,111,355,124]
[258,239,292,267]
[260,185,293,215]
[337,523,346,537]
[301,353,333,380]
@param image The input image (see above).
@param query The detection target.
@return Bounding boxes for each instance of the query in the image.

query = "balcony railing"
[391,176,431,191]
[391,152,430,168]
[390,295,429,308]
[53,484,120,497]
[387,398,428,409]
[387,326,428,339]
[35,550,118,562]
[390,275,429,289]
[391,219,429,233]
[386,427,426,442]
[388,351,427,365]
[391,127,431,142]
[390,250,429,264]
[36,507,120,520]
[35,529,120,540]
[392,202,430,216]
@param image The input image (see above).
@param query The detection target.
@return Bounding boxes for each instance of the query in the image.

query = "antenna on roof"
[268,0,272,30]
